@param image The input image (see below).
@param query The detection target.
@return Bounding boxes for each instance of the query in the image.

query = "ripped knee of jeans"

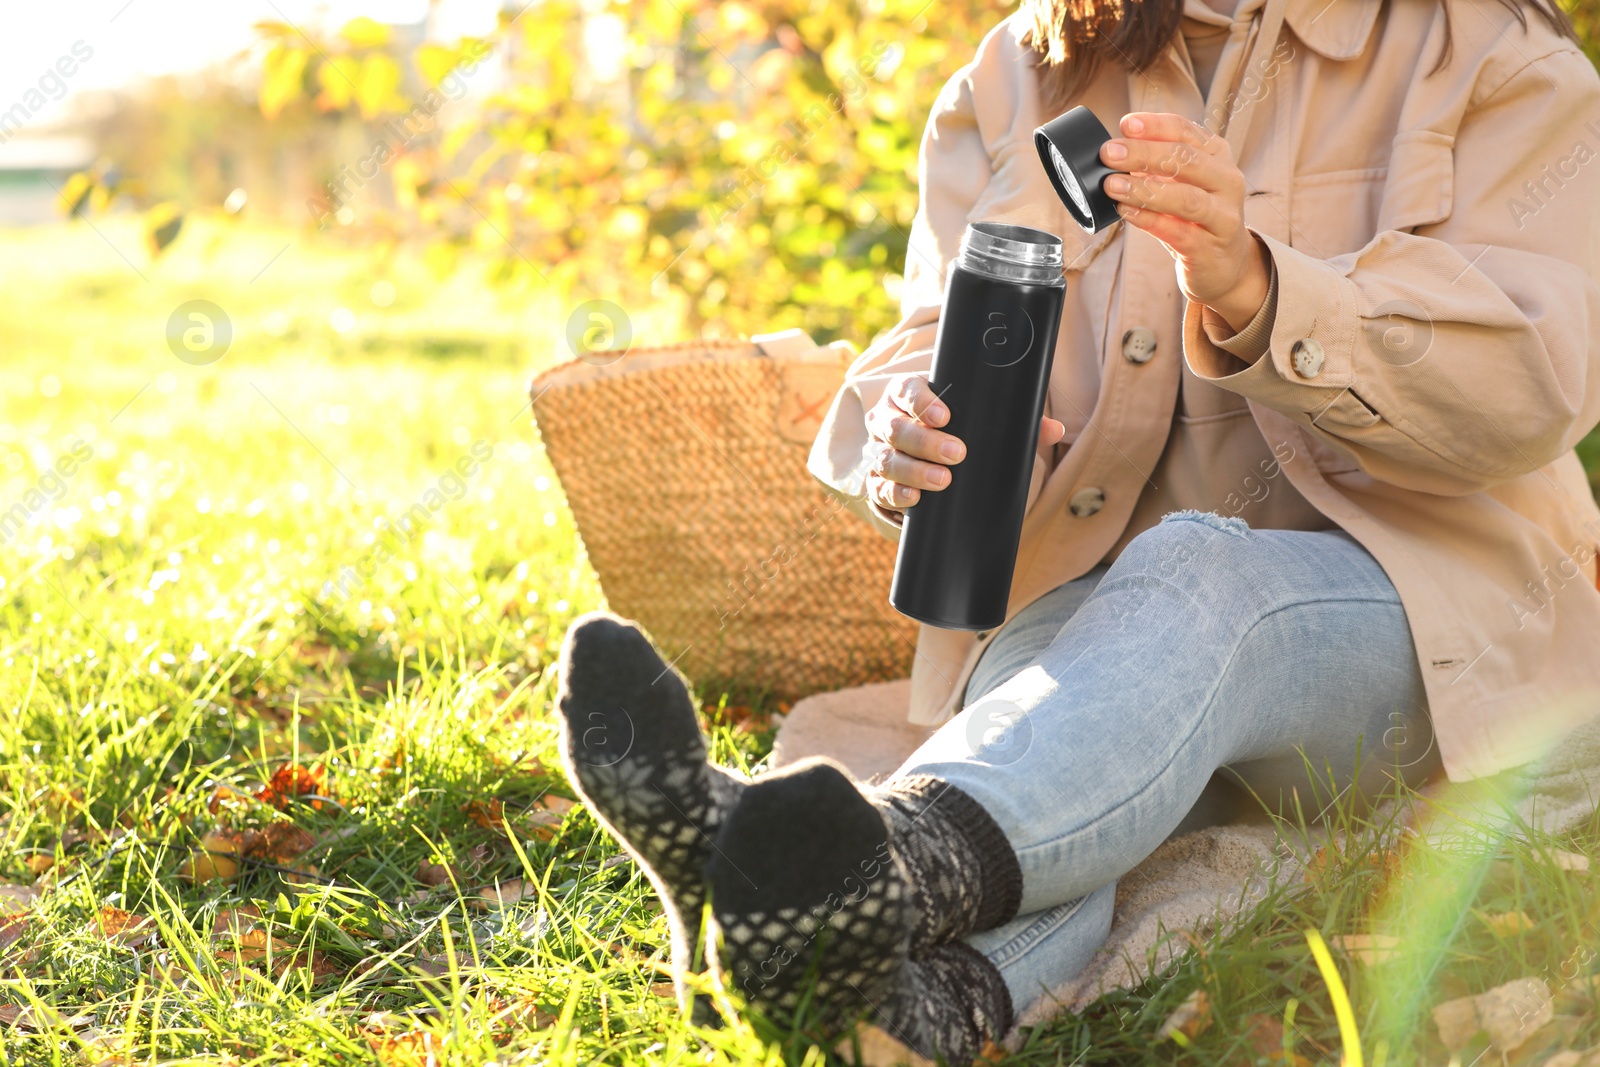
[1159,509,1250,538]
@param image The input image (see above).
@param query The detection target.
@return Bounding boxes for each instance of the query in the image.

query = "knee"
[1111,511,1255,593]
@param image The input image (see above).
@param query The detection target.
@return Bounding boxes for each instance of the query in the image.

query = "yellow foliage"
[356,54,402,120]
[251,0,998,344]
[259,45,308,120]
[414,44,463,89]
[316,56,359,111]
[340,16,392,49]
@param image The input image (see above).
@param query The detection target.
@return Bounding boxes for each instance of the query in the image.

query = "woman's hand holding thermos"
[865,374,1067,515]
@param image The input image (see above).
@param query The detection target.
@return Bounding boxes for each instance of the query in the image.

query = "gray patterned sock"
[871,774,1023,947]
[874,941,1014,1065]
[555,611,745,1017]
[704,758,911,1029]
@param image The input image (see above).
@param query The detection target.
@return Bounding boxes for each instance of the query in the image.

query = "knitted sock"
[555,611,745,1016]
[704,758,911,1028]
[873,941,1015,1066]
[871,774,1023,948]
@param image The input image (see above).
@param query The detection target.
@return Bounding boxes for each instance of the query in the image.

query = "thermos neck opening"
[958,222,1066,285]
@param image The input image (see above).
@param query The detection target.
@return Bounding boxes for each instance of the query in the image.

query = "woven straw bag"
[529,329,914,699]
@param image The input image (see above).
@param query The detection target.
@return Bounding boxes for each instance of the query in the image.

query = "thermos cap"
[1033,106,1121,234]
[958,222,1066,286]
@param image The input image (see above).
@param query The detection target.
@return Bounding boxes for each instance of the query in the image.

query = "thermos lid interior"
[964,222,1064,266]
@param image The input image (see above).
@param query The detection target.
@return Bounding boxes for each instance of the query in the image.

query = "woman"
[557,0,1600,1060]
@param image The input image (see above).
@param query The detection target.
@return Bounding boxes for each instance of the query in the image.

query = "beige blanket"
[771,681,1600,1036]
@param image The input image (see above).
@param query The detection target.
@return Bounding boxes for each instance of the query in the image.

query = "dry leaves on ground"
[213,925,340,981]
[1157,988,1212,1042]
[90,908,154,949]
[415,859,461,887]
[1329,933,1400,966]
[1434,976,1554,1053]
[1551,850,1592,873]
[0,884,40,910]
[1241,1013,1312,1066]
[1482,910,1537,938]
[475,879,539,906]
[0,1003,94,1030]
[463,794,576,843]
[179,818,321,885]
[256,764,329,811]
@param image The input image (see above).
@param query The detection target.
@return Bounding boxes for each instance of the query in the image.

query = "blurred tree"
[254,0,998,347]
[1569,0,1600,64]
[253,0,1600,354]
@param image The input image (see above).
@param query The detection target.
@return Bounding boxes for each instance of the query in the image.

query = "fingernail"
[928,402,948,422]
[1105,175,1130,195]
[898,485,916,504]
[1125,116,1145,134]
[929,467,949,487]
[1103,141,1128,162]
[940,440,963,461]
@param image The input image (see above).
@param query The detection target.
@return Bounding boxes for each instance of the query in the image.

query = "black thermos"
[888,222,1068,631]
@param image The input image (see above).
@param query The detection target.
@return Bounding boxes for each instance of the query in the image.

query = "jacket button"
[1069,487,1105,517]
[1121,326,1157,364]
[1290,338,1325,379]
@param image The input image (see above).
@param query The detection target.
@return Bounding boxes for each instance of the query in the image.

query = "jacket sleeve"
[1185,43,1600,496]
[805,38,996,540]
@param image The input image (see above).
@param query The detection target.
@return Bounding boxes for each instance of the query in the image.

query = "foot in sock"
[705,758,911,1029]
[705,759,1019,1065]
[555,611,744,1014]
[873,941,1014,1065]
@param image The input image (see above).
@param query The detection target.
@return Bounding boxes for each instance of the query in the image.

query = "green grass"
[0,217,1597,1066]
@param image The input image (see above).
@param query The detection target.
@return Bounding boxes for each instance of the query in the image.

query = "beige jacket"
[807,0,1600,782]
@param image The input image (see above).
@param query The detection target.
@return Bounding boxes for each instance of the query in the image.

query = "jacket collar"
[1283,0,1383,59]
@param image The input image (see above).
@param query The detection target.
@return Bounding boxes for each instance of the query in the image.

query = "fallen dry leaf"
[283,863,324,885]
[538,795,576,816]
[1436,977,1553,1053]
[363,1027,447,1067]
[476,879,538,906]
[1482,910,1536,937]
[1157,988,1212,1042]
[409,955,452,979]
[1541,1052,1584,1067]
[0,884,39,910]
[464,799,505,833]
[648,981,677,998]
[211,905,262,937]
[1433,994,1482,1051]
[59,826,107,849]
[257,764,327,811]
[92,908,154,948]
[1551,849,1591,873]
[415,860,460,887]
[215,928,339,980]
[23,855,54,877]
[207,784,255,815]
[518,809,564,842]
[0,1002,95,1030]
[221,927,294,962]
[255,822,316,862]
[0,916,28,953]
[1242,1013,1313,1065]
[1330,933,1400,966]
[835,1025,936,1067]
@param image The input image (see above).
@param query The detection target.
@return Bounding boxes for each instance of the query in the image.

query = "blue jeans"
[891,512,1441,1017]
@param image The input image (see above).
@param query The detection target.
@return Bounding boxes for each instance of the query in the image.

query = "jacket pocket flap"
[1378,130,1455,233]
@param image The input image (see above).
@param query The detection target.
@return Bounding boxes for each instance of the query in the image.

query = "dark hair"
[1020,0,1580,109]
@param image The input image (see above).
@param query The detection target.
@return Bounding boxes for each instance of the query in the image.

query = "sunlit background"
[1,1,1599,1065]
